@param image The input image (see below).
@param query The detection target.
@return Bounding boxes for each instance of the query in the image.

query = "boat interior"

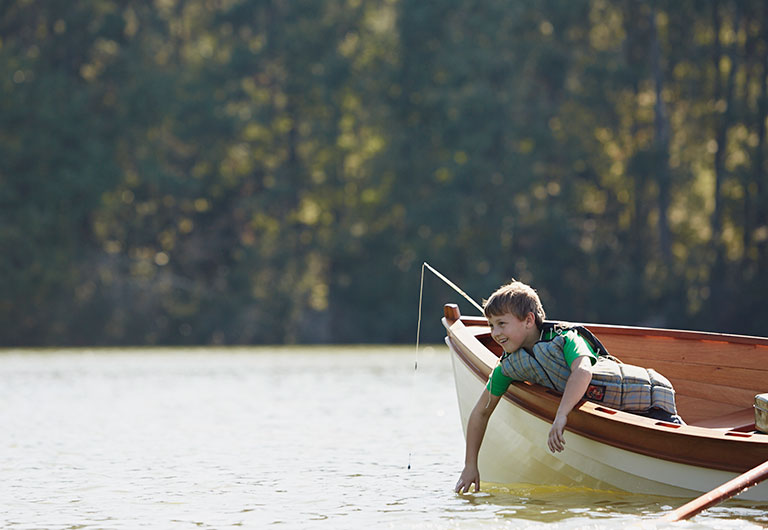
[458,314,768,433]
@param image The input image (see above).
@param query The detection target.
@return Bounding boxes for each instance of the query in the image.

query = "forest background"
[2,0,768,347]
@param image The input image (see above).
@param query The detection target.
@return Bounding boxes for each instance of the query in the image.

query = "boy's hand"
[547,414,567,452]
[455,466,480,494]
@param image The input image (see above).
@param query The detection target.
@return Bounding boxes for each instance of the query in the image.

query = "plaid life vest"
[498,322,678,415]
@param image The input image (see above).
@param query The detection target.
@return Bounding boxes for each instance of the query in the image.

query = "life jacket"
[498,322,678,414]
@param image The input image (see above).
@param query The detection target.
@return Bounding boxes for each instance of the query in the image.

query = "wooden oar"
[660,459,768,522]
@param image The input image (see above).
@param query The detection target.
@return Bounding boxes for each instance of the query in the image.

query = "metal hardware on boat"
[756,393,768,434]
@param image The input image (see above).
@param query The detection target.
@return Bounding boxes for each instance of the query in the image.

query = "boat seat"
[689,407,756,431]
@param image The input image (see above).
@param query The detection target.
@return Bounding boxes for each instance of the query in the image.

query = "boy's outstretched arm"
[547,355,593,453]
[455,389,502,494]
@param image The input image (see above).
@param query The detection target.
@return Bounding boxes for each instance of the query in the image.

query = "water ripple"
[0,347,765,529]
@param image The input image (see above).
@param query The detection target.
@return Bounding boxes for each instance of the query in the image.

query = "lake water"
[0,346,766,529]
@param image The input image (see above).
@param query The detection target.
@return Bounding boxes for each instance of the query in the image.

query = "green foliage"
[1,0,767,346]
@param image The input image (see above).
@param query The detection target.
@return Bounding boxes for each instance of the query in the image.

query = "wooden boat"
[443,303,768,501]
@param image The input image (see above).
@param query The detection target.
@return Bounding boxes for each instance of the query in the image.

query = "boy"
[454,280,681,495]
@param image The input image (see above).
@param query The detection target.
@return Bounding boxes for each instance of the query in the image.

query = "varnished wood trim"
[444,304,461,323]
[583,323,768,348]
[457,313,768,348]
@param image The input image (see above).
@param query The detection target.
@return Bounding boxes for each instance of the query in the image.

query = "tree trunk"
[709,1,741,323]
[756,2,768,270]
[650,7,672,266]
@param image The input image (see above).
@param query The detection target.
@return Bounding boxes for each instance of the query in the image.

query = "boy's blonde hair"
[483,280,546,329]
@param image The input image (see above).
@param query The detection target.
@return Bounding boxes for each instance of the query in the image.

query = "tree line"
[2,0,767,346]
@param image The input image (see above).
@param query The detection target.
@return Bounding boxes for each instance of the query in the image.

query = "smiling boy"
[454,280,681,495]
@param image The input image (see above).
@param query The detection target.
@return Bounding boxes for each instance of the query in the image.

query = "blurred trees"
[1,0,767,346]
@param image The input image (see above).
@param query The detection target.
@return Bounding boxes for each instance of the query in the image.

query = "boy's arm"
[547,355,593,453]
[455,389,502,494]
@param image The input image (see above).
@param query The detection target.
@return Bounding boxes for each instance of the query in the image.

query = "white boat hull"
[448,337,768,501]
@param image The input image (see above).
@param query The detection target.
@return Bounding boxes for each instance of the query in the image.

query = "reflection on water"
[463,483,768,527]
[0,346,765,529]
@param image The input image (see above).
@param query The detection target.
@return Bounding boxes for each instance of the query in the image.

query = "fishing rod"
[415,262,483,367]
[410,262,484,471]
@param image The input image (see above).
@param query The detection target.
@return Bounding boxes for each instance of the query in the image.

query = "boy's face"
[488,312,536,353]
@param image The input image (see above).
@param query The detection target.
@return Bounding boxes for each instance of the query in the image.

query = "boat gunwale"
[455,315,768,348]
[443,313,768,474]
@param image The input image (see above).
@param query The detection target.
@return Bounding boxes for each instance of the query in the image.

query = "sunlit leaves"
[3,0,768,345]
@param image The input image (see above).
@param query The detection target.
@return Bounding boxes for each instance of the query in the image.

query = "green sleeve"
[561,329,598,367]
[486,364,513,396]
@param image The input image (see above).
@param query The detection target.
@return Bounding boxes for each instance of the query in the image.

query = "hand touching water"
[455,465,480,494]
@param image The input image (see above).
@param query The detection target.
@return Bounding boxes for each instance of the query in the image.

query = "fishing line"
[416,262,484,371]
[410,263,484,470]
[409,264,428,470]
[414,262,484,372]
